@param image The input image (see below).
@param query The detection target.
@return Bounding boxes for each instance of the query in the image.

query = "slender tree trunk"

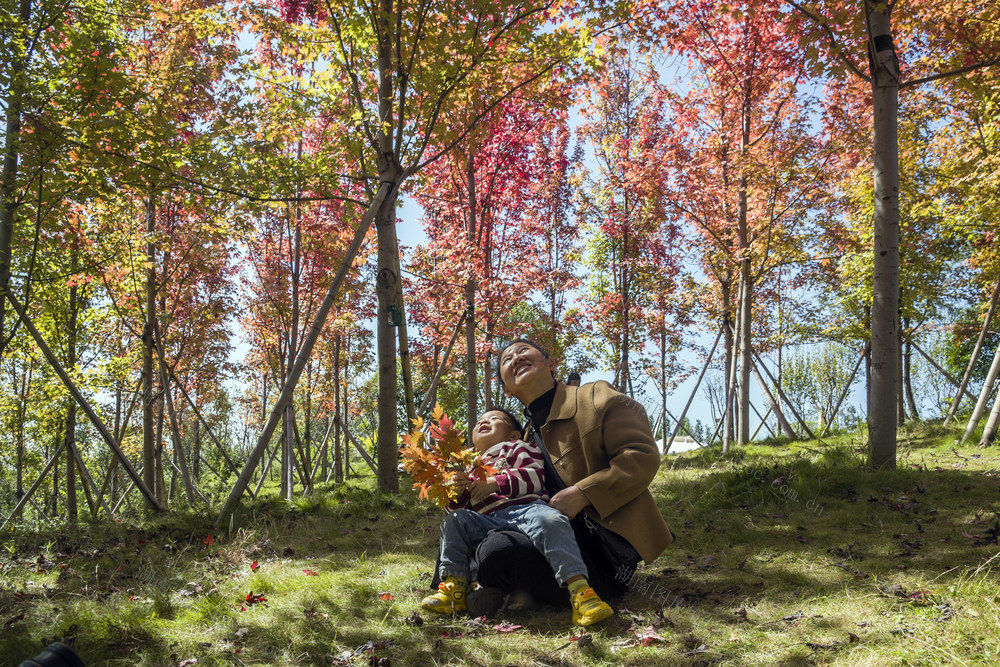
[394,252,417,424]
[14,363,31,518]
[903,318,919,419]
[142,196,158,504]
[979,389,1000,446]
[375,181,402,493]
[0,0,31,356]
[154,328,196,507]
[51,425,61,515]
[64,267,80,522]
[660,317,667,444]
[154,387,167,507]
[722,280,735,451]
[193,410,201,481]
[483,321,495,410]
[465,155,478,427]
[334,334,343,483]
[737,108,752,446]
[896,319,906,426]
[945,275,1000,425]
[961,345,1000,444]
[867,1,901,469]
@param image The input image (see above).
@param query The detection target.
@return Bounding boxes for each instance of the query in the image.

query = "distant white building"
[659,435,704,454]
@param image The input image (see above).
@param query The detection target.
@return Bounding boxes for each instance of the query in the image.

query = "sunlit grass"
[2,423,1000,664]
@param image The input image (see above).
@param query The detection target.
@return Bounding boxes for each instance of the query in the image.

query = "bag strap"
[525,418,567,496]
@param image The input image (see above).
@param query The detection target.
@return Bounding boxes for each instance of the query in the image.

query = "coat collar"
[547,382,579,423]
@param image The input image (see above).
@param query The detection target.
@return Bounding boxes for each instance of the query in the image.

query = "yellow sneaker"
[570,587,613,626]
[421,576,469,614]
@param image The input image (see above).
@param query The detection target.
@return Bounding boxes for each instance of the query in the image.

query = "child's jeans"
[438,501,587,586]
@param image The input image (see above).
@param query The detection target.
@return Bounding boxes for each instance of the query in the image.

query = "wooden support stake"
[418,310,468,418]
[820,344,869,437]
[338,417,378,475]
[907,337,961,389]
[666,326,723,453]
[217,181,394,525]
[69,440,115,520]
[153,322,196,507]
[7,292,161,510]
[748,358,795,438]
[167,364,247,488]
[751,405,774,441]
[0,440,67,532]
[752,349,816,440]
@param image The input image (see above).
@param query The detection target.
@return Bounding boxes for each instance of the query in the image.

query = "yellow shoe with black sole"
[421,576,469,614]
[570,587,614,626]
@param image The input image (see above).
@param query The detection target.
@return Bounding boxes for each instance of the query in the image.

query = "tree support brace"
[6,291,162,510]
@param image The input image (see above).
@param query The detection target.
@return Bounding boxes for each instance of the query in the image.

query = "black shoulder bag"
[527,423,640,583]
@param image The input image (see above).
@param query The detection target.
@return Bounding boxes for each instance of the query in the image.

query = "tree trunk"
[979,389,1000,446]
[154,327,196,507]
[660,318,667,442]
[375,182,402,494]
[737,108,752,446]
[154,386,167,507]
[394,251,417,424]
[483,321,495,410]
[945,275,1000,425]
[142,196,158,504]
[14,363,31,518]
[721,280,735,452]
[0,0,31,357]
[867,1,901,469]
[334,334,343,483]
[64,269,80,522]
[903,319,919,419]
[896,319,906,426]
[465,155,478,428]
[193,411,201,481]
[960,344,1000,444]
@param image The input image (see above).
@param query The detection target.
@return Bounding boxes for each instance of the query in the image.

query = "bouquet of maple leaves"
[399,405,497,509]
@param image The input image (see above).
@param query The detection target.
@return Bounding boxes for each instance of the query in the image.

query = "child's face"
[471,410,519,453]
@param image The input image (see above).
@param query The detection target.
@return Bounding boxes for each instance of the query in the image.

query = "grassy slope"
[2,422,999,666]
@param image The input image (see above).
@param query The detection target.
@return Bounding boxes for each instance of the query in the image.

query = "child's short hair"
[488,407,524,440]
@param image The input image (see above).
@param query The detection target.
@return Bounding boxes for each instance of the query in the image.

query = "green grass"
[2,422,1000,665]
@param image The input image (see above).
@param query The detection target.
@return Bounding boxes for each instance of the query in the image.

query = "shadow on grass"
[3,440,1000,665]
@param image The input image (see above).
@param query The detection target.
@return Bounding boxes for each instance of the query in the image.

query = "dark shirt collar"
[523,384,557,436]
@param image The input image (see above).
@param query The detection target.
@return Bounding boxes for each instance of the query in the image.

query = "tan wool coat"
[538,381,674,564]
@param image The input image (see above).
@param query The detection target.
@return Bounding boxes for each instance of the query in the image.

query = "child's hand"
[470,477,500,504]
[452,471,471,491]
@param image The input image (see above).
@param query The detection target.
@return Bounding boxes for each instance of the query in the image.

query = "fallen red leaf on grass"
[245,591,267,606]
[492,622,522,633]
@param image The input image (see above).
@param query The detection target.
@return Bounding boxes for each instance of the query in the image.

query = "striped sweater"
[452,439,548,515]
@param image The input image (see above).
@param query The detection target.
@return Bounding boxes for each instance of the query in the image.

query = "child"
[421,408,614,626]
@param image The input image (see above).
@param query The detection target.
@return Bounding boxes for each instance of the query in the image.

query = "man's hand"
[549,485,589,518]
[470,477,500,504]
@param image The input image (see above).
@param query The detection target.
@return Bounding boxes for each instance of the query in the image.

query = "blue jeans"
[438,501,587,586]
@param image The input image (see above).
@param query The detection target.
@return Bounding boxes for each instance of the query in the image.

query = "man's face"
[499,342,556,401]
